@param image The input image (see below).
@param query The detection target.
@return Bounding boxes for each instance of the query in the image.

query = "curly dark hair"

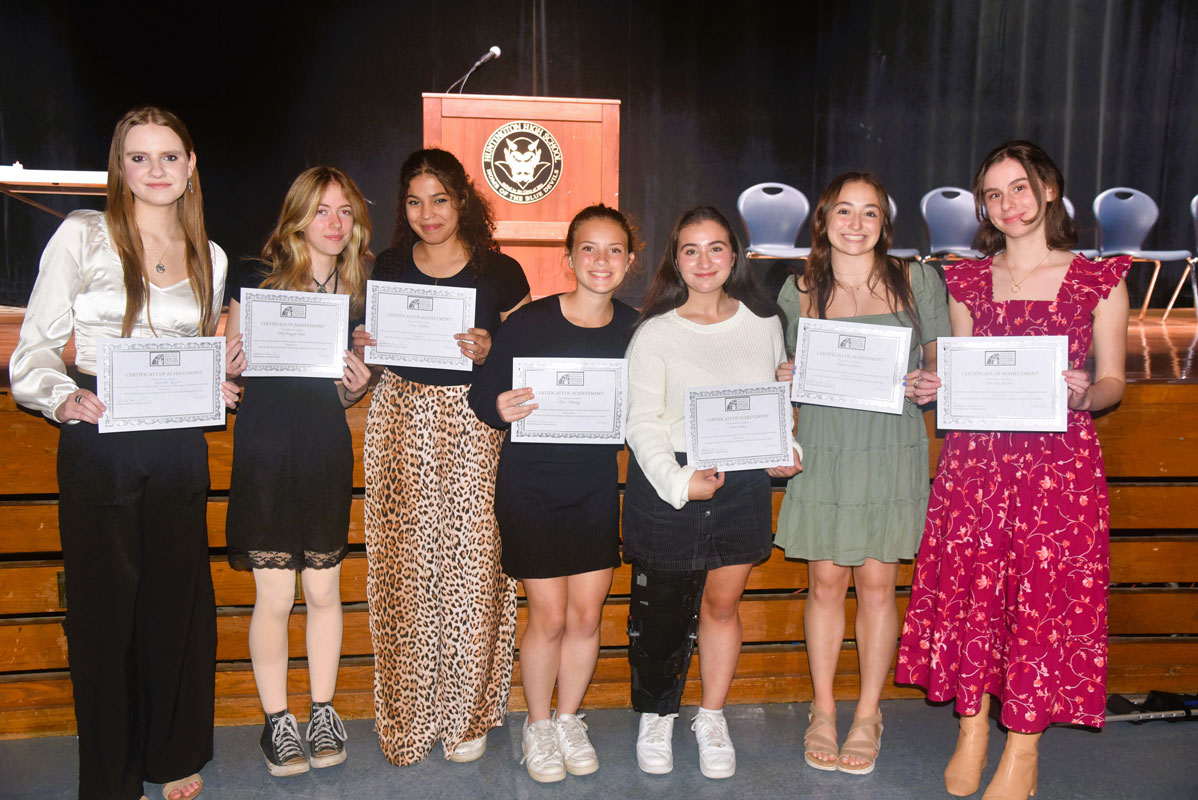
[391,148,498,268]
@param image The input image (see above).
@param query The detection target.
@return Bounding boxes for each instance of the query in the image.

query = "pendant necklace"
[1004,248,1052,293]
[314,269,338,294]
[145,239,172,274]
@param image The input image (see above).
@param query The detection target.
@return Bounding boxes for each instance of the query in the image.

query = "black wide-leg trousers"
[57,408,216,800]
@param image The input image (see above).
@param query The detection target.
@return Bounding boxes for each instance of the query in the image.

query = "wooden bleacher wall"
[2,346,1196,738]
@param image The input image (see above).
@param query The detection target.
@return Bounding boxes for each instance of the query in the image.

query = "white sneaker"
[521,718,566,783]
[448,735,487,763]
[636,712,676,774]
[554,712,599,775]
[691,709,736,779]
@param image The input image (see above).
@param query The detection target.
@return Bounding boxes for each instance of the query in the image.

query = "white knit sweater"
[625,302,795,509]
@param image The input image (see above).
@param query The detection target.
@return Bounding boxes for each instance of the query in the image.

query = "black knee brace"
[626,563,706,715]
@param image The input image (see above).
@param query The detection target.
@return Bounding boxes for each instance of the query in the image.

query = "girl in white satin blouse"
[9,106,238,800]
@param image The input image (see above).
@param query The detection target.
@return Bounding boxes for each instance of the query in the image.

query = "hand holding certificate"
[791,318,911,414]
[684,382,795,471]
[510,357,628,444]
[96,337,226,433]
[239,288,350,378]
[936,335,1069,432]
[363,280,476,371]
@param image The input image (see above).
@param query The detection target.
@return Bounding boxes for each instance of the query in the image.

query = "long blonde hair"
[105,107,215,337]
[258,166,373,317]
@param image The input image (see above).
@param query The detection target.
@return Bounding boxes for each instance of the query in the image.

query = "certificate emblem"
[149,351,181,367]
[837,335,866,351]
[985,350,1016,366]
[279,304,307,319]
[724,397,751,412]
[557,371,584,386]
[481,121,563,204]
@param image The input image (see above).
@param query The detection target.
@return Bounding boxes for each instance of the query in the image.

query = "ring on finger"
[74,395,82,404]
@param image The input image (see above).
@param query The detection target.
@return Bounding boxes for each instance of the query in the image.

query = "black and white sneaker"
[305,701,348,768]
[261,710,310,777]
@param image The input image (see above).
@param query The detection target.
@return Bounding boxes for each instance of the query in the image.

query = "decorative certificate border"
[685,381,793,471]
[96,337,226,432]
[240,288,349,378]
[792,317,911,415]
[511,357,628,444]
[364,280,476,371]
[936,335,1069,432]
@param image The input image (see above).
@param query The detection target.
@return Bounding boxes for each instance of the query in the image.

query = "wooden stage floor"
[2,307,1196,393]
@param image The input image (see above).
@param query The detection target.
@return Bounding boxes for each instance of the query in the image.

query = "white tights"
[249,565,343,714]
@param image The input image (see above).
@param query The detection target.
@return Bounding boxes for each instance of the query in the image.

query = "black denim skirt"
[621,452,773,572]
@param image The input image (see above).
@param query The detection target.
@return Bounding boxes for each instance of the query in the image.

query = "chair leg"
[1139,259,1162,320]
[1162,262,1192,321]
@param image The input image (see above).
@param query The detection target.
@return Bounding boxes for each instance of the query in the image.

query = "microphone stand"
[445,50,497,94]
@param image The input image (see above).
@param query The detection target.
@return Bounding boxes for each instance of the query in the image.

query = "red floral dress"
[896,254,1130,732]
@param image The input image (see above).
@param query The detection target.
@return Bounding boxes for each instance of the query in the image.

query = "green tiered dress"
[773,262,950,565]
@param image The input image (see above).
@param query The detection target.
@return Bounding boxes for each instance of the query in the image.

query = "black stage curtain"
[2,0,1195,307]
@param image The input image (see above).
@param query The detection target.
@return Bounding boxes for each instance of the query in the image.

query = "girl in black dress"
[469,205,639,783]
[224,166,373,777]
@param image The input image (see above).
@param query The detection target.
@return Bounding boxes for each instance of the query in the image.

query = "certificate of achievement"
[684,382,794,472]
[363,280,476,371]
[95,337,226,433]
[239,288,349,378]
[791,318,912,414]
[937,335,1069,432]
[510,357,628,444]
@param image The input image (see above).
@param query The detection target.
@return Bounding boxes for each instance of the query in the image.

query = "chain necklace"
[833,271,872,293]
[1003,248,1053,293]
[145,238,174,274]
[313,269,339,293]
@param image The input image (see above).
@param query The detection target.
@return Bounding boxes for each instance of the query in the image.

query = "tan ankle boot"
[945,696,990,796]
[981,730,1040,800]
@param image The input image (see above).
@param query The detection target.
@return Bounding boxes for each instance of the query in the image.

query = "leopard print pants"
[364,371,517,765]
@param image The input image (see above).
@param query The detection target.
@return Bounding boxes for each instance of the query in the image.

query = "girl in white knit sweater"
[622,206,802,779]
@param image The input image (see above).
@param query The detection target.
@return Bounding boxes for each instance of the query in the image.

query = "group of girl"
[9,104,1128,800]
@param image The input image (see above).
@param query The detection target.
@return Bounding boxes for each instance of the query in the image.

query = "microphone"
[446,45,502,93]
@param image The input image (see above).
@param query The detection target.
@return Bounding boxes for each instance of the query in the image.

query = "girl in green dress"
[774,173,949,776]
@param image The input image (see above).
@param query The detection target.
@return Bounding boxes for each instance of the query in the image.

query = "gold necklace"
[833,272,871,292]
[1003,248,1053,293]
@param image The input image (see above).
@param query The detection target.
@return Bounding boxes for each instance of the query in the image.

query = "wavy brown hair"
[638,206,784,327]
[796,172,919,340]
[391,148,497,269]
[105,106,215,337]
[972,140,1078,255]
[257,166,373,317]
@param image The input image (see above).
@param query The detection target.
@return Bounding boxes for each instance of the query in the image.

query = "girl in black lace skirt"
[224,167,373,777]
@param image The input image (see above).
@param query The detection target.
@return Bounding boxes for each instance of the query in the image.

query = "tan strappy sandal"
[838,712,883,775]
[803,704,839,771]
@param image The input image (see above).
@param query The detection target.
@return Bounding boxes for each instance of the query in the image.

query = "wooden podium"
[422,93,620,298]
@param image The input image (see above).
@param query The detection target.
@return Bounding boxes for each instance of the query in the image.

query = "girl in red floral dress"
[896,140,1130,800]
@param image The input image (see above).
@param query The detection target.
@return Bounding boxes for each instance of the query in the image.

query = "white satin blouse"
[9,210,228,420]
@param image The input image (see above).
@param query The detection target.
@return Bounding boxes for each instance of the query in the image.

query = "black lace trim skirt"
[225,376,352,572]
